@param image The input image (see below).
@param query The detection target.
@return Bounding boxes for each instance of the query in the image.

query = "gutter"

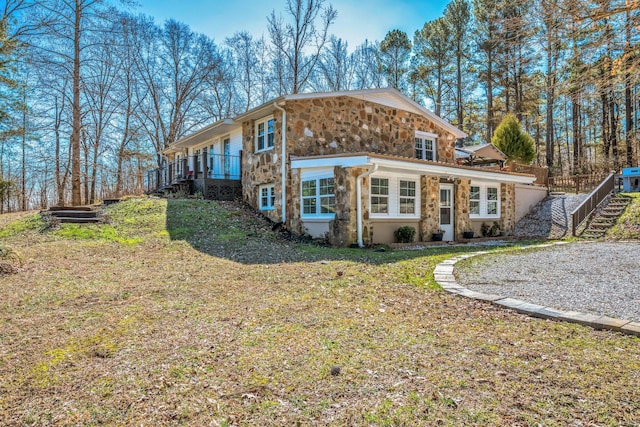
[273,102,287,224]
[356,163,378,248]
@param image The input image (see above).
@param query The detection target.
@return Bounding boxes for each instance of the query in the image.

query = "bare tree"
[267,0,337,94]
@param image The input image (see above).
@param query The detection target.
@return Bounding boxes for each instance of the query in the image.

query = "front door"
[439,184,454,241]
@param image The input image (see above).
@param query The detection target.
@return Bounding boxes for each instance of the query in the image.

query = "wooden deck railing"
[571,173,615,236]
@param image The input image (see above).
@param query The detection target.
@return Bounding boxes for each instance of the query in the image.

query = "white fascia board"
[372,158,535,184]
[291,155,371,169]
[292,155,535,185]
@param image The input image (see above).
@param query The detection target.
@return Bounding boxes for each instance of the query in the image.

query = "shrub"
[394,226,416,243]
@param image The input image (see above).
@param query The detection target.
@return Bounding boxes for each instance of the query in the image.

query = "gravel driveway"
[455,241,640,322]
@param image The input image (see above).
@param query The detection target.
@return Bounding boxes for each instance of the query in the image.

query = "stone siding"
[454,178,472,239]
[501,183,516,233]
[241,112,284,223]
[419,176,440,240]
[286,97,457,162]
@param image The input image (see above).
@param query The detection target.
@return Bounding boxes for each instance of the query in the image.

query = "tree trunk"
[71,0,82,206]
[625,9,634,167]
[486,49,494,143]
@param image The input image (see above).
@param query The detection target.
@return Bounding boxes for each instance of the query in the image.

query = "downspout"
[356,163,378,248]
[273,102,287,224]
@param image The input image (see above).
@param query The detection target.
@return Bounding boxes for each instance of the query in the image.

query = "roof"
[456,143,507,161]
[291,152,536,185]
[164,118,238,153]
[234,88,467,139]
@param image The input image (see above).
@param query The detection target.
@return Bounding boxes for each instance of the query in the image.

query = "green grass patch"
[0,213,45,238]
[607,193,640,240]
[0,197,638,426]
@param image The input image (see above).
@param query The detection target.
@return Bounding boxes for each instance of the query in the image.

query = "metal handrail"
[571,173,615,236]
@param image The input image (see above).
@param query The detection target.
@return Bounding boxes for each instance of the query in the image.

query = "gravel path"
[455,241,640,322]
[514,194,587,239]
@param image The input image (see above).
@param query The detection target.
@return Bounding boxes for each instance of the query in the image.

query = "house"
[151,118,243,200]
[151,87,544,246]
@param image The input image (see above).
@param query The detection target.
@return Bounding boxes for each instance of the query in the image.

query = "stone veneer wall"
[419,176,440,240]
[241,111,284,223]
[285,97,458,162]
[329,167,368,246]
[454,178,472,239]
[501,183,516,232]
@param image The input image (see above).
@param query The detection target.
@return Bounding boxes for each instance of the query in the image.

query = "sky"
[134,0,449,50]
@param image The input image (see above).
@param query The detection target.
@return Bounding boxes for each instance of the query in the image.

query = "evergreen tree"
[492,114,536,163]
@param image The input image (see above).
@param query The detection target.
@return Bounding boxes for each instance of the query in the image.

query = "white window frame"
[469,182,500,219]
[370,177,389,214]
[370,174,420,219]
[415,131,438,162]
[259,185,275,211]
[255,115,275,152]
[301,175,335,219]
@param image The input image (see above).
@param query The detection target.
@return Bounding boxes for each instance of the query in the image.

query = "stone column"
[419,175,440,240]
[501,183,516,233]
[330,166,367,247]
[454,178,471,240]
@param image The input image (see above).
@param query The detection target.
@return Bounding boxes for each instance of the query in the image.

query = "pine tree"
[492,114,536,163]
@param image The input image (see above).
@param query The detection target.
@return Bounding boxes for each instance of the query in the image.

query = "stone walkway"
[434,242,640,336]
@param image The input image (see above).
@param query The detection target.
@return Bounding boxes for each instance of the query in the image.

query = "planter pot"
[463,231,475,239]
[432,233,444,241]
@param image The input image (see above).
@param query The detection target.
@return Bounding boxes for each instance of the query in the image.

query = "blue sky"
[134,0,449,49]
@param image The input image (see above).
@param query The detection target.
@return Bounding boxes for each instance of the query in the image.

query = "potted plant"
[462,230,475,239]
[432,228,445,241]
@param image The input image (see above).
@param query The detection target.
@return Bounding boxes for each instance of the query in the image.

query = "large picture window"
[256,116,275,152]
[469,183,500,218]
[415,131,437,161]
[302,177,335,217]
[370,175,420,218]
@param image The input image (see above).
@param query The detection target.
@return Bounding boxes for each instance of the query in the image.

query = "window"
[370,175,420,218]
[256,116,275,151]
[259,185,275,210]
[302,177,335,217]
[415,132,437,161]
[470,185,480,215]
[469,183,500,218]
[371,177,389,214]
[399,180,416,214]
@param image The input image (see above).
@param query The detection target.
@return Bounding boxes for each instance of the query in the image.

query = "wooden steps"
[581,196,631,239]
[47,206,102,224]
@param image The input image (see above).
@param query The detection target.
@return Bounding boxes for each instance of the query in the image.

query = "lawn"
[0,197,638,426]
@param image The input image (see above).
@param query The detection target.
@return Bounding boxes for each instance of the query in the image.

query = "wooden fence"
[548,173,611,194]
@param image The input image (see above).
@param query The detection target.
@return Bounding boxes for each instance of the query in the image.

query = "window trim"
[415,131,438,162]
[255,115,275,152]
[469,182,501,219]
[301,175,336,219]
[369,174,420,219]
[259,185,276,211]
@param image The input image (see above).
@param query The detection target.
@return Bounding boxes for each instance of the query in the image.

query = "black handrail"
[571,173,615,236]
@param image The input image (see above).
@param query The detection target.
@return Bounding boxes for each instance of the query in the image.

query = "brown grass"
[0,198,638,426]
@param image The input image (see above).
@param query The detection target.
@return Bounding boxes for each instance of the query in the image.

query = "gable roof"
[164,118,238,153]
[456,143,507,161]
[235,88,467,139]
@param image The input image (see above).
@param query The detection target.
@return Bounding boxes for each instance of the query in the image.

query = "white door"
[439,184,454,241]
